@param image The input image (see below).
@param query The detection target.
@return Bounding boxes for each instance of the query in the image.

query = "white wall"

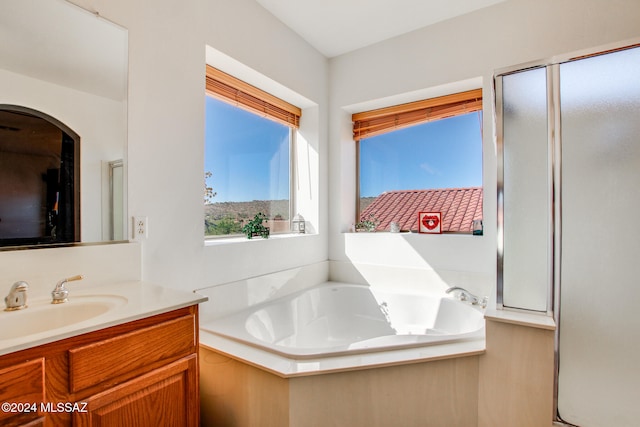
[2,0,638,301]
[0,2,638,425]
[0,243,141,300]
[58,0,329,290]
[328,0,640,290]
[1,0,327,290]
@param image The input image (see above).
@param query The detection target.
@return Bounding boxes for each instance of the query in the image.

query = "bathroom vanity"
[0,281,206,427]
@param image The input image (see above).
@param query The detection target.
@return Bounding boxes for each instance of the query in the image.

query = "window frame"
[204,66,301,239]
[353,89,483,231]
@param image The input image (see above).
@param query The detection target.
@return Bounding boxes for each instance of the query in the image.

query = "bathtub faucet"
[446,286,487,308]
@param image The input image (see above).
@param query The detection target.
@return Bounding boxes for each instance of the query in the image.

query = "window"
[204,66,301,237]
[354,89,483,233]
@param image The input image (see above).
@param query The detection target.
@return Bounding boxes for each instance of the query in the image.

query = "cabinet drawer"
[0,358,44,424]
[69,314,195,393]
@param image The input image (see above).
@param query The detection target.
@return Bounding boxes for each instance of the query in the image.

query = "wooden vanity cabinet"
[0,305,200,427]
[0,359,45,426]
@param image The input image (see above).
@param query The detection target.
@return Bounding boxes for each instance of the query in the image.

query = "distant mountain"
[359,197,376,214]
[204,199,290,220]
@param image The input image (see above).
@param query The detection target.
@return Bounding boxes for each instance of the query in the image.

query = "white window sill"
[342,231,478,237]
[204,232,314,246]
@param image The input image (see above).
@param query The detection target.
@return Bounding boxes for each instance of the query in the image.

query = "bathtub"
[200,282,485,361]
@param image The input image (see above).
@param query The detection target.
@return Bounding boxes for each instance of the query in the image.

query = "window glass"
[204,96,291,237]
[358,111,483,232]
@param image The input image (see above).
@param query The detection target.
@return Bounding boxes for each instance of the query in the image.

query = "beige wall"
[200,346,480,427]
[479,318,556,427]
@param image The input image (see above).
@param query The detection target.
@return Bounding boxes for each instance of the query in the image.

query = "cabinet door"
[0,359,45,427]
[74,355,198,427]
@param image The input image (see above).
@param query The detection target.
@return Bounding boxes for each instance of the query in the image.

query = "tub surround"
[479,316,556,427]
[329,259,493,305]
[206,283,486,356]
[200,332,484,378]
[199,262,556,426]
[200,281,486,376]
[197,262,488,375]
[484,307,556,330]
[197,260,492,323]
[201,319,554,427]
[231,310,557,427]
[200,346,479,427]
[198,262,486,426]
[196,261,330,322]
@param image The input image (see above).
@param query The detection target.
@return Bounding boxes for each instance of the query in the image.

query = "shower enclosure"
[496,43,640,426]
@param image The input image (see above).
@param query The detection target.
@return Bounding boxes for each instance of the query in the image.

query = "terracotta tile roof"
[360,187,483,232]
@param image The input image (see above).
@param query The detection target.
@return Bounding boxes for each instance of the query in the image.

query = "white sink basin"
[1,295,128,340]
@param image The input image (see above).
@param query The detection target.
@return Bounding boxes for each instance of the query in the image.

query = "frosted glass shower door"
[558,46,640,426]
[500,67,550,312]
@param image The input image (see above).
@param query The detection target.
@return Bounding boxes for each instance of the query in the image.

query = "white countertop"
[0,281,207,356]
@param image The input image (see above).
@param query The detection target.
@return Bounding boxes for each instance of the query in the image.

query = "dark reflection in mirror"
[0,106,79,246]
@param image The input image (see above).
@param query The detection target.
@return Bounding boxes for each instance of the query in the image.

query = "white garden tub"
[201,282,485,360]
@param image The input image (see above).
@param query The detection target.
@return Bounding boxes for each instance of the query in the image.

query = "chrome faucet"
[51,275,83,304]
[446,286,488,308]
[5,281,29,311]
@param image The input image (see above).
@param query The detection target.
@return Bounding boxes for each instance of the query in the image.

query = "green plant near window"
[355,214,379,232]
[241,212,270,239]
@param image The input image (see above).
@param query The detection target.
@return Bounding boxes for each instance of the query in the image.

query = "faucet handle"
[446,286,488,308]
[52,275,83,304]
[5,281,29,311]
[64,275,83,283]
[9,281,29,293]
[480,296,488,309]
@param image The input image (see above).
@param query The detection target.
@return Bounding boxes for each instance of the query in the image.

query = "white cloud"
[420,162,441,176]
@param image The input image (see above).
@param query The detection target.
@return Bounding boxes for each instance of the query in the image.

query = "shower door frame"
[494,38,640,426]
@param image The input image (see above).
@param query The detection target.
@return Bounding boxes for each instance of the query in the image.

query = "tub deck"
[199,281,486,377]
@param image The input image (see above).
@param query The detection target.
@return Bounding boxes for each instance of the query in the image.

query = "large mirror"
[0,0,128,248]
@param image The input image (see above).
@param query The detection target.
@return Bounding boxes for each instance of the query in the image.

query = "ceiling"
[254,0,507,58]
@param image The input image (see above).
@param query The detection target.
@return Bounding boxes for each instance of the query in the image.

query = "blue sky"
[359,112,483,197]
[205,96,290,203]
[205,96,482,203]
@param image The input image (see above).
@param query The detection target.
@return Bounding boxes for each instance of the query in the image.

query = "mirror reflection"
[0,0,128,248]
[0,106,79,246]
